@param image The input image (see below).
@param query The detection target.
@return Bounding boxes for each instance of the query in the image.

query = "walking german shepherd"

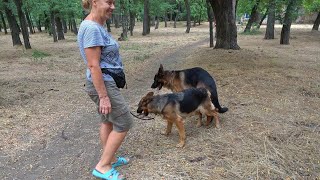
[151,64,228,127]
[137,88,219,148]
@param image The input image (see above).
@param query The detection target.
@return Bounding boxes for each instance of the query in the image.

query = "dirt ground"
[0,22,319,180]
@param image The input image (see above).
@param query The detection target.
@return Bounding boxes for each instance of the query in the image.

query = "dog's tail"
[211,94,228,113]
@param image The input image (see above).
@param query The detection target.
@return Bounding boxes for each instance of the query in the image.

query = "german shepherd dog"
[151,64,228,127]
[137,88,219,148]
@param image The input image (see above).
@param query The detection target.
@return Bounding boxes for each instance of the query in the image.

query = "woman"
[77,0,133,179]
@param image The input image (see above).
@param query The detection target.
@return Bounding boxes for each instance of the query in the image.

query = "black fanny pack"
[101,68,126,89]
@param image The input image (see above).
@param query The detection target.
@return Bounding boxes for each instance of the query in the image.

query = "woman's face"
[94,0,115,21]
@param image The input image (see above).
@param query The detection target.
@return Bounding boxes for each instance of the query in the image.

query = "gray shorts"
[85,80,133,132]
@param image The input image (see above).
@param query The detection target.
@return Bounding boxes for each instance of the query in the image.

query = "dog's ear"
[159,64,164,74]
[146,92,154,97]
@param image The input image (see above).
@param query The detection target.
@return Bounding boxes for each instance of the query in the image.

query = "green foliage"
[190,0,207,21]
[303,0,320,12]
[32,50,51,61]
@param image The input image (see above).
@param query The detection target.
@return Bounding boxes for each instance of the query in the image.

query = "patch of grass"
[133,54,150,61]
[32,50,51,61]
[240,29,263,35]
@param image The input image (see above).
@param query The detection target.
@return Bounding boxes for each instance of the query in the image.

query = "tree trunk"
[257,9,267,29]
[155,16,159,29]
[25,8,34,34]
[114,14,120,28]
[50,11,58,42]
[312,12,320,31]
[4,0,22,46]
[14,0,31,49]
[210,0,240,49]
[244,0,260,33]
[44,12,50,33]
[164,14,168,27]
[129,10,135,36]
[62,19,67,33]
[206,0,214,48]
[121,14,128,40]
[264,0,275,39]
[184,0,191,33]
[0,11,8,34]
[142,0,150,35]
[36,17,42,32]
[280,0,296,45]
[106,19,111,32]
[55,15,65,40]
[71,18,78,35]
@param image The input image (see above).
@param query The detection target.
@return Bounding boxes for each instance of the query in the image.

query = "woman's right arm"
[85,46,112,115]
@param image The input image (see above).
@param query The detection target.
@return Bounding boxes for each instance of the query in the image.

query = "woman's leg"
[95,128,128,173]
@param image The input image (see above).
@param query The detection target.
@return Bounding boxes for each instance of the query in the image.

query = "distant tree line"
[0,0,319,50]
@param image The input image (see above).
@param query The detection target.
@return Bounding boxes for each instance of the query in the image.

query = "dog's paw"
[196,121,202,128]
[176,142,185,148]
[161,130,170,136]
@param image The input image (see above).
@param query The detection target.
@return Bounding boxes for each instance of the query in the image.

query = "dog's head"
[151,64,165,90]
[137,92,154,116]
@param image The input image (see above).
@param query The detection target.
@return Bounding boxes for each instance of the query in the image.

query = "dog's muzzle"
[151,81,163,90]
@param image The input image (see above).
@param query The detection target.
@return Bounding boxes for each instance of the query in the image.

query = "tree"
[312,12,320,30]
[209,0,240,49]
[265,0,275,39]
[142,0,150,35]
[244,0,260,33]
[184,0,191,33]
[14,0,31,49]
[0,11,8,34]
[280,0,302,45]
[304,0,320,31]
[206,0,214,47]
[3,0,22,46]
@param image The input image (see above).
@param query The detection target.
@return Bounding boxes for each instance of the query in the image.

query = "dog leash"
[130,111,155,121]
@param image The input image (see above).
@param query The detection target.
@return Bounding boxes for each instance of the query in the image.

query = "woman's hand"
[99,96,112,114]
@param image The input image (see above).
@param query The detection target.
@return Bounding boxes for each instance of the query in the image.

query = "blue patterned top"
[77,20,123,82]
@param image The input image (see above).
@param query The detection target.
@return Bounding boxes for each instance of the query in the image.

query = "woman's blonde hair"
[82,0,92,9]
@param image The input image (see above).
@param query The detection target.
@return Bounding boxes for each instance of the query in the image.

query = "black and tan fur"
[137,88,219,148]
[151,64,227,127]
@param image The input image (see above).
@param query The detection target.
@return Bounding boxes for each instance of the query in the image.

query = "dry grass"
[0,22,319,179]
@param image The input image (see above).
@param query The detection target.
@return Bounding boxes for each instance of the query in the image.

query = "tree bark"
[129,10,135,35]
[0,11,8,34]
[142,0,150,35]
[155,16,159,29]
[164,14,168,27]
[62,19,67,33]
[210,0,240,49]
[114,14,120,28]
[280,0,296,45]
[264,0,275,39]
[4,0,22,46]
[244,0,260,33]
[14,0,31,49]
[71,18,78,35]
[106,19,111,32]
[50,11,58,42]
[206,0,214,48]
[184,0,191,33]
[55,15,65,40]
[25,8,34,34]
[312,12,320,31]
[257,9,267,29]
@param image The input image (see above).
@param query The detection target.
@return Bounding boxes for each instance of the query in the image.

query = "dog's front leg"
[175,117,186,148]
[161,119,173,136]
[196,111,202,128]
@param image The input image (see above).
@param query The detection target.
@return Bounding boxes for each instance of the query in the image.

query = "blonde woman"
[77,0,133,179]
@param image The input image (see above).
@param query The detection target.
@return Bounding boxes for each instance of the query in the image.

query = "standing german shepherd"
[137,88,219,148]
[151,64,228,127]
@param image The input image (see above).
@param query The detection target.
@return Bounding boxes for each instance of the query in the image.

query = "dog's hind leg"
[196,111,202,128]
[213,111,220,128]
[174,116,186,148]
[161,119,173,136]
[205,116,213,128]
